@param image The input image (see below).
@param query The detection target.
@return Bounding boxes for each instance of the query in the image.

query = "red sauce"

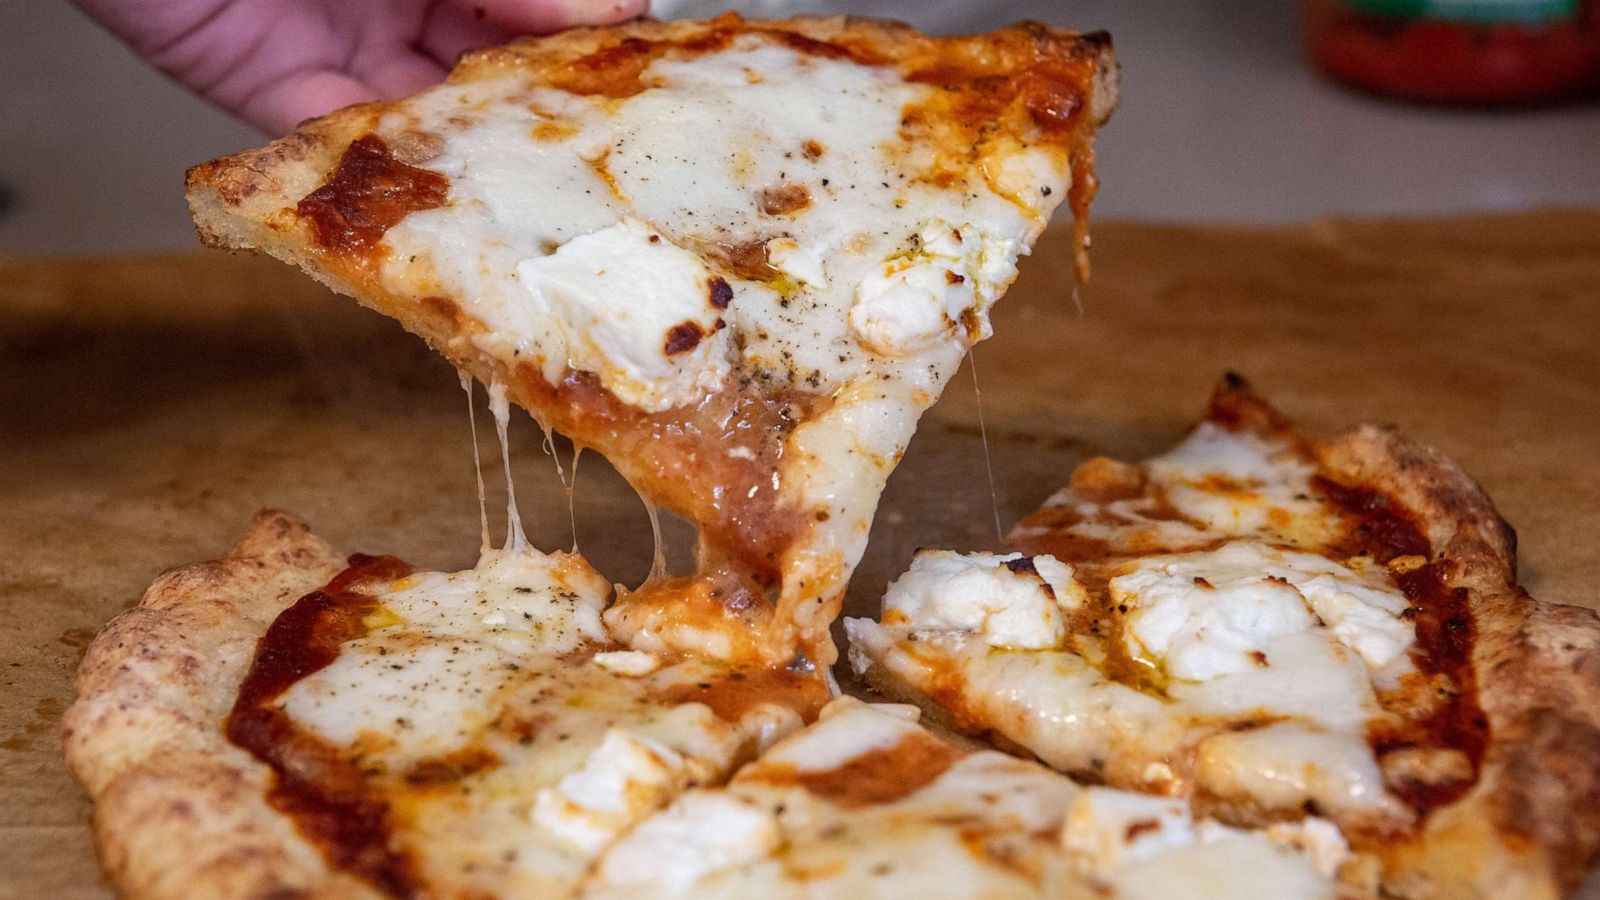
[296,136,450,256]
[752,731,960,807]
[1315,477,1490,813]
[661,665,830,723]
[226,555,419,896]
[516,365,819,588]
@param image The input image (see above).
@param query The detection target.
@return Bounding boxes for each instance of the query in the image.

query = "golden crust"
[61,511,378,900]
[1317,418,1600,898]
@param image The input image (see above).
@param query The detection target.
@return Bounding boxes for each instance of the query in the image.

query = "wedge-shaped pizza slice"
[64,512,827,899]
[185,14,1118,666]
[848,375,1600,897]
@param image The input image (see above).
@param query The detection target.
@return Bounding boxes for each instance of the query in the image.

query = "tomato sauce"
[226,555,420,897]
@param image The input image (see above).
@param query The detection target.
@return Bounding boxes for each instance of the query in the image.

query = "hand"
[75,0,648,134]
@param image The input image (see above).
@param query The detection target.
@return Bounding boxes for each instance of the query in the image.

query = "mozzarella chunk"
[591,650,660,677]
[1061,787,1196,879]
[1113,542,1415,679]
[589,791,781,893]
[1295,572,1414,669]
[849,219,1020,356]
[514,218,730,412]
[532,729,690,853]
[1114,546,1316,681]
[882,549,1082,649]
[1262,818,1351,879]
[765,236,828,287]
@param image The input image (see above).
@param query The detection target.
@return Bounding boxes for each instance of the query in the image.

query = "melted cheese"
[882,549,1082,650]
[513,218,731,411]
[365,33,1083,663]
[277,543,810,895]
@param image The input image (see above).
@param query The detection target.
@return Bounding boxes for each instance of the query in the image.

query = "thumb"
[459,0,649,34]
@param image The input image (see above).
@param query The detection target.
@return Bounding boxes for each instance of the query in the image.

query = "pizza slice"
[63,511,828,899]
[183,14,1118,667]
[847,375,1600,896]
[588,697,1348,897]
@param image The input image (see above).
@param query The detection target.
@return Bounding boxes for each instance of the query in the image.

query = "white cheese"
[1147,423,1335,543]
[588,791,780,894]
[1262,817,1351,879]
[1061,787,1196,879]
[1113,545,1317,681]
[1194,722,1405,819]
[514,218,731,412]
[848,219,1020,357]
[1114,542,1415,680]
[591,650,660,677]
[882,549,1081,650]
[1114,831,1335,900]
[532,728,690,853]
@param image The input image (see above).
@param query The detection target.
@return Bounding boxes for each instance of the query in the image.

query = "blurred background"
[3,0,1598,256]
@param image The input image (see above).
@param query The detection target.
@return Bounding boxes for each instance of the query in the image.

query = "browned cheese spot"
[664,322,706,355]
[759,183,813,216]
[296,135,450,256]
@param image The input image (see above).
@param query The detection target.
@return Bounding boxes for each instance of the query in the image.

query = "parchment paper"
[3,212,1597,897]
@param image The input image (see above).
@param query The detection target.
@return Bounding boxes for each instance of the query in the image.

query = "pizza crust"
[1318,416,1600,898]
[61,511,379,899]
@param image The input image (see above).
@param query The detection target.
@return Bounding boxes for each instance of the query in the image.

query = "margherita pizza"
[58,9,1600,900]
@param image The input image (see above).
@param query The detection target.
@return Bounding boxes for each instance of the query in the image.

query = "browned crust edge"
[60,511,379,900]
[1313,412,1600,899]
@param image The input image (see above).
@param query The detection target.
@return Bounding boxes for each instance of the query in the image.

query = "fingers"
[461,0,648,34]
[417,2,517,70]
[235,69,378,135]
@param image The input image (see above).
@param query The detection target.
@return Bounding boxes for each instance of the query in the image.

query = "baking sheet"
[2,211,1597,897]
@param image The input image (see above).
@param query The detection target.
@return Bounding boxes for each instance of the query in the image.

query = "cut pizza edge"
[845,375,1600,898]
[182,13,1120,669]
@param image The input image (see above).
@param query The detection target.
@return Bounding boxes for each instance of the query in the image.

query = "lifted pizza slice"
[184,14,1119,666]
[847,375,1600,896]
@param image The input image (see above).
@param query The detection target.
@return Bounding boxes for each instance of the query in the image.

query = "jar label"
[1344,0,1577,21]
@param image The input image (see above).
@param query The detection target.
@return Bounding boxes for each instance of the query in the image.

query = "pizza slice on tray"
[847,375,1600,897]
[184,13,1119,667]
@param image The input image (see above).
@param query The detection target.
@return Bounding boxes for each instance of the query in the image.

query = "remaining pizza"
[847,375,1600,897]
[63,511,828,899]
[61,520,1342,900]
[184,13,1118,667]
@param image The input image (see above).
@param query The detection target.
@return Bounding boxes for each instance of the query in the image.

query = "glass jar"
[1304,0,1600,104]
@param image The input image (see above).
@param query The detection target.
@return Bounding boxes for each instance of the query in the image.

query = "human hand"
[75,0,648,134]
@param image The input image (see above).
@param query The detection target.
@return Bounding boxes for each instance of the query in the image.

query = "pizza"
[847,375,1600,897]
[183,12,1119,668]
[61,510,1349,897]
[58,9,1600,899]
